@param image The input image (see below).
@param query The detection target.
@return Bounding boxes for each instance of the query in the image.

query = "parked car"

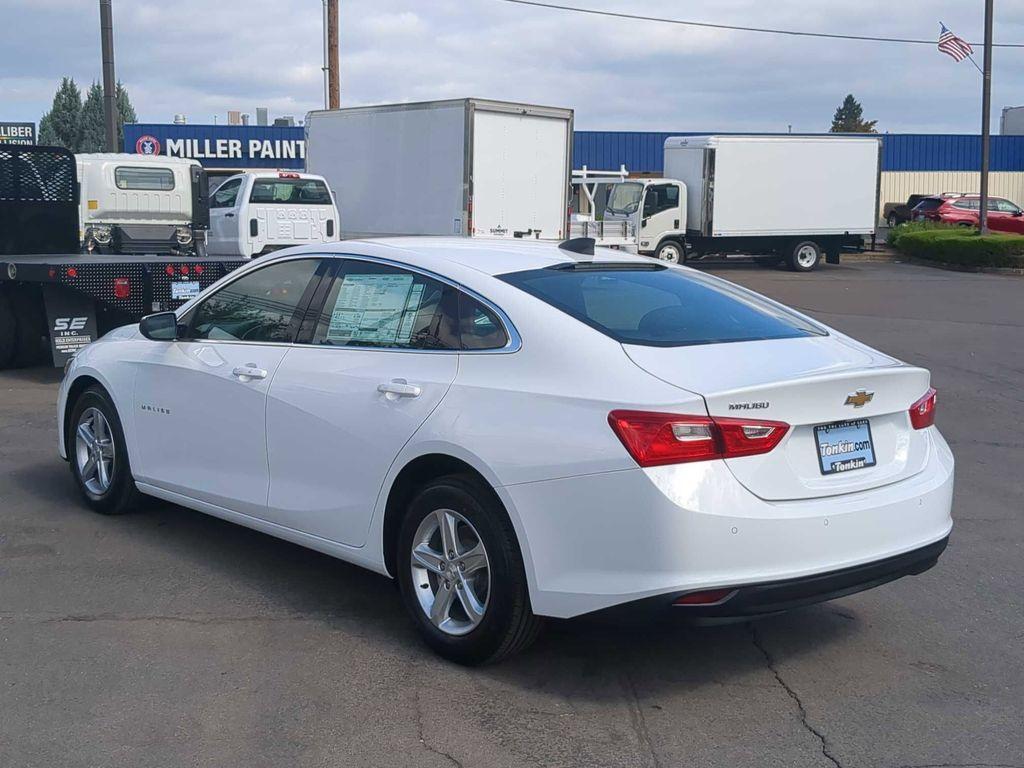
[912,195,1024,234]
[58,238,953,664]
[207,171,339,258]
[883,194,932,229]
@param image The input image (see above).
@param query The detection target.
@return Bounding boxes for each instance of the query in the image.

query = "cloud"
[1,0,1021,135]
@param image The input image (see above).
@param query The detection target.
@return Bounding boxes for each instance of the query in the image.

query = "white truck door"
[471,111,568,240]
[638,183,685,254]
[207,177,244,256]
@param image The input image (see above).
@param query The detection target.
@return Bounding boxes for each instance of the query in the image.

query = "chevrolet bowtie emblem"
[845,389,874,408]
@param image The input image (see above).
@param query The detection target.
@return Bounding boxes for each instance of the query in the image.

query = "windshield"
[500,264,827,348]
[606,183,643,215]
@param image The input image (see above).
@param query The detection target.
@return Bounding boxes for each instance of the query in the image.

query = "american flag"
[938,23,974,62]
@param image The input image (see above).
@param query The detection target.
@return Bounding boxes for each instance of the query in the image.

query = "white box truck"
[305,98,573,241]
[603,135,881,271]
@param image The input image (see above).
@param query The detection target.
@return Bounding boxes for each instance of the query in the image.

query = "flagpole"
[979,0,994,235]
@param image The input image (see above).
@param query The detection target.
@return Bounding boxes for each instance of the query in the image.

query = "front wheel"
[655,241,683,263]
[68,386,140,515]
[397,475,542,665]
[887,214,899,230]
[788,241,822,272]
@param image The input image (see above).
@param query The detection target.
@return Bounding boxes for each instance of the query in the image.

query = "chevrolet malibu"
[58,238,954,664]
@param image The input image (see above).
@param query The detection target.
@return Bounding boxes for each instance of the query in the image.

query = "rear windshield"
[249,178,332,205]
[499,264,826,347]
[913,198,944,212]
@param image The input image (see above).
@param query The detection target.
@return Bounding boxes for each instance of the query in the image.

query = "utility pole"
[979,0,994,234]
[99,0,118,152]
[328,0,340,109]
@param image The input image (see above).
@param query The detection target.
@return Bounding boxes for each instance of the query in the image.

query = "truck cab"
[602,179,687,262]
[76,153,209,257]
[207,171,339,258]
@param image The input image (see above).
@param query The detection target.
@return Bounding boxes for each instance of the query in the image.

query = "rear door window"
[115,166,175,190]
[311,261,459,350]
[913,198,944,212]
[250,178,332,205]
[500,264,825,347]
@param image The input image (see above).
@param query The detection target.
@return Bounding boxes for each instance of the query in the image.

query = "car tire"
[655,240,683,264]
[887,214,899,230]
[396,474,543,665]
[68,386,141,515]
[0,290,16,370]
[788,240,822,272]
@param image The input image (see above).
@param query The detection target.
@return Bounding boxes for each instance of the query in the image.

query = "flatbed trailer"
[0,145,247,369]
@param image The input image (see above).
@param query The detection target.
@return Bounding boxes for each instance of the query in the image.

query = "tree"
[115,81,137,149]
[37,77,82,150]
[78,82,107,153]
[830,94,878,133]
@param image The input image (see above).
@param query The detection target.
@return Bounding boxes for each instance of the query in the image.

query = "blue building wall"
[123,123,305,169]
[574,131,1024,174]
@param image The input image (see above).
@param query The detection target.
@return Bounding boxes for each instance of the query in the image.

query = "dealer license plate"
[171,281,201,301]
[814,418,876,475]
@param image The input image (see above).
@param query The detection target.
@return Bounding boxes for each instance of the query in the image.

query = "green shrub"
[891,228,1024,268]
[887,220,959,248]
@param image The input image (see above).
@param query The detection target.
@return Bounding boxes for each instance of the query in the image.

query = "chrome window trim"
[174,251,522,355]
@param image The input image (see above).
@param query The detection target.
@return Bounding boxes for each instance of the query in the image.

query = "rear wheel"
[788,241,822,272]
[655,240,683,264]
[397,475,542,665]
[887,213,899,230]
[68,387,140,515]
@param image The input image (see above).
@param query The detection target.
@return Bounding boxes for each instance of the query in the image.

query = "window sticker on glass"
[326,273,424,345]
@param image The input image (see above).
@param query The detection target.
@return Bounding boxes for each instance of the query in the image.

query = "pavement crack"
[748,623,842,768]
[621,669,662,768]
[414,687,464,768]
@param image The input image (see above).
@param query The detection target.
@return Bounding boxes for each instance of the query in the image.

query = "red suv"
[912,195,1024,234]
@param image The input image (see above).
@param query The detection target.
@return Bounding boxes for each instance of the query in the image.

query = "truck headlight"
[175,226,194,246]
[88,225,112,245]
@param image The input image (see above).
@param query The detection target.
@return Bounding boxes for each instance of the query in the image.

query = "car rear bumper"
[506,427,954,619]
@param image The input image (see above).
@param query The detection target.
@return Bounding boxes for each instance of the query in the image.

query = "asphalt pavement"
[1,260,1022,768]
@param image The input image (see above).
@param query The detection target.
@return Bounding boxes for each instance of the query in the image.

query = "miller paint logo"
[135,135,161,155]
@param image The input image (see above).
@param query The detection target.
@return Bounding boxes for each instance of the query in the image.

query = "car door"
[132,257,326,516]
[264,258,462,547]
[992,198,1024,234]
[208,178,243,256]
[639,183,683,247]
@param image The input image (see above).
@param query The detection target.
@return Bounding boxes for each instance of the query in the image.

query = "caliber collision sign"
[0,122,36,145]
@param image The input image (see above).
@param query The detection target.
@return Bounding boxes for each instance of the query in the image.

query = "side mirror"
[140,311,180,341]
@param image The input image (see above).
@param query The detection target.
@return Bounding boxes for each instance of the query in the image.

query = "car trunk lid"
[624,335,932,501]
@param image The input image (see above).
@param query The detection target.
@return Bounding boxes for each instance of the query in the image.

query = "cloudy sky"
[2,0,1023,134]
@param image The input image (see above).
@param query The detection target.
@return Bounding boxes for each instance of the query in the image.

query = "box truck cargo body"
[305,99,573,241]
[603,135,881,270]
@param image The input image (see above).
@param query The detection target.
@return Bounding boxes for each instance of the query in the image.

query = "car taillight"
[909,387,937,429]
[607,410,789,467]
[113,277,130,299]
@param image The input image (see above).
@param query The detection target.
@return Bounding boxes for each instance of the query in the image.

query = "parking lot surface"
[2,260,1022,768]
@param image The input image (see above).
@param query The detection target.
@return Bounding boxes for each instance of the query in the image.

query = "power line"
[499,0,1024,48]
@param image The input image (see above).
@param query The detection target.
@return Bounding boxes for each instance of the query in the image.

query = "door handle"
[225,212,235,218]
[377,379,421,399]
[232,364,268,380]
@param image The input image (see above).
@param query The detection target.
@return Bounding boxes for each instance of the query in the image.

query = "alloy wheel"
[75,407,115,495]
[410,508,491,636]
[796,244,819,269]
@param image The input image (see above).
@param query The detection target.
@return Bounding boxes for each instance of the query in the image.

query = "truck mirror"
[139,312,180,341]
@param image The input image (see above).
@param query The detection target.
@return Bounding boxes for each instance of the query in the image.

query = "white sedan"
[58,238,954,664]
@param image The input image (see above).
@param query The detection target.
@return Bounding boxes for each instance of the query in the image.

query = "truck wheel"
[887,213,899,230]
[788,241,822,272]
[0,291,16,369]
[655,241,683,264]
